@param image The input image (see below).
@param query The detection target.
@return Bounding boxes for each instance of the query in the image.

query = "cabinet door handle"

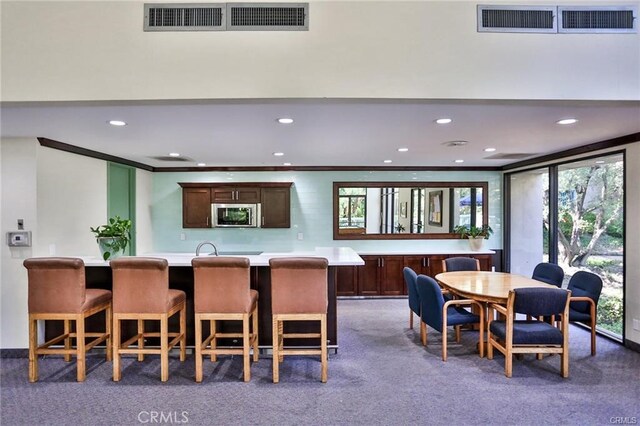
[206,216,209,226]
[427,258,430,268]
[261,216,265,226]
[422,258,426,268]
[381,258,384,267]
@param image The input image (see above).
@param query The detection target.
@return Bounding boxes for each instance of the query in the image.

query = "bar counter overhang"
[46,248,364,350]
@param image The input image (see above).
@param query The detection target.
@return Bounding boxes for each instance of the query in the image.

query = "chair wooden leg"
[195,315,203,383]
[179,304,186,362]
[420,321,427,346]
[160,314,169,382]
[76,314,86,382]
[272,317,279,384]
[487,337,493,359]
[505,349,513,378]
[252,305,259,362]
[442,323,448,362]
[137,319,145,362]
[28,316,38,383]
[278,321,284,363]
[321,314,328,383]
[113,315,121,382]
[455,325,461,343]
[409,310,414,329]
[242,314,250,382]
[63,319,72,362]
[105,304,112,362]
[590,315,597,356]
[210,320,217,362]
[478,308,484,358]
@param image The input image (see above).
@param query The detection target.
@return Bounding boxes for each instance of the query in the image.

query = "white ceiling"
[1,99,639,168]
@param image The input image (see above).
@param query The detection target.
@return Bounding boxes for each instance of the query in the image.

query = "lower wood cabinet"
[338,253,494,297]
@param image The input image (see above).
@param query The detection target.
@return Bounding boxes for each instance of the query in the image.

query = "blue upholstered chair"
[416,275,484,361]
[531,262,565,287]
[442,257,480,272]
[567,271,603,356]
[487,287,571,378]
[403,267,420,330]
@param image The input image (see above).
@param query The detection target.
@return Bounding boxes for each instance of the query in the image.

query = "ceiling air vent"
[144,3,225,31]
[477,5,557,33]
[227,3,308,31]
[558,6,637,33]
[151,156,193,162]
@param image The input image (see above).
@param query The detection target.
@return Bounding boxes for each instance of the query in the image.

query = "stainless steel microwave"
[212,203,260,228]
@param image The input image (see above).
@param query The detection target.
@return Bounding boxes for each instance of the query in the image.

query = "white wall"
[1,139,38,348]
[0,141,108,348]
[1,1,638,102]
[625,143,640,345]
[509,172,545,277]
[36,147,107,258]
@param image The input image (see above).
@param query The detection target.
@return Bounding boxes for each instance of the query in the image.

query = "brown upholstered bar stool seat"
[270,257,329,383]
[110,257,186,382]
[24,257,112,382]
[192,257,259,382]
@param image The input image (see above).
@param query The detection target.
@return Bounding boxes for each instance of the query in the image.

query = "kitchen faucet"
[195,241,218,256]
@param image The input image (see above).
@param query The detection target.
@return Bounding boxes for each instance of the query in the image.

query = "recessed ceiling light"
[436,118,452,124]
[283,162,291,166]
[108,120,126,126]
[397,148,409,152]
[557,118,578,125]
[197,163,206,167]
[383,160,392,163]
[169,152,180,157]
[595,160,605,164]
[454,159,464,163]
[484,147,496,152]
[273,152,284,157]
[277,118,294,124]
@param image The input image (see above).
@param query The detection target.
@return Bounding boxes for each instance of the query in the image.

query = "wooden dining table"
[435,271,558,305]
[434,271,558,357]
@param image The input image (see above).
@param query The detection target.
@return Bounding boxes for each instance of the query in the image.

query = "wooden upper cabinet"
[179,182,292,229]
[261,187,290,228]
[182,188,211,228]
[212,187,261,203]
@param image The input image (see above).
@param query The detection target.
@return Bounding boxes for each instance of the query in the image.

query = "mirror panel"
[333,181,488,240]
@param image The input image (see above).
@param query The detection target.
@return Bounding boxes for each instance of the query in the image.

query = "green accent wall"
[107,162,136,255]
[151,170,503,253]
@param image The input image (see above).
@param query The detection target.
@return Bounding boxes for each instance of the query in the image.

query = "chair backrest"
[23,257,86,313]
[403,267,420,315]
[511,287,570,317]
[110,257,169,313]
[531,262,564,287]
[443,257,480,272]
[567,271,603,314]
[192,256,252,313]
[415,275,446,332]
[270,257,328,315]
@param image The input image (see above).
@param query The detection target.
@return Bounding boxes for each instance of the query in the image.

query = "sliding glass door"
[508,152,625,340]
[557,154,624,337]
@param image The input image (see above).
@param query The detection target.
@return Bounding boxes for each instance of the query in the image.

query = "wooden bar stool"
[110,257,186,382]
[23,257,112,382]
[269,257,329,383]
[192,257,259,382]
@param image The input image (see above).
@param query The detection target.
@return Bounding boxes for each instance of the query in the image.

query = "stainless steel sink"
[214,251,263,256]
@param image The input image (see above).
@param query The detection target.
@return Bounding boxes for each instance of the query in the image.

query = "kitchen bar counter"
[47,248,363,350]
[80,246,365,267]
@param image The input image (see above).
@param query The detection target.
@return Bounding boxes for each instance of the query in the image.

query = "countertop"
[356,249,495,255]
[80,247,365,267]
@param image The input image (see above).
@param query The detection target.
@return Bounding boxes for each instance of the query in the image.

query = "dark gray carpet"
[2,299,639,425]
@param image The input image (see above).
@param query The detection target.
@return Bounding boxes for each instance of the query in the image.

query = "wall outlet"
[180,233,186,241]
[297,232,304,241]
[633,318,640,331]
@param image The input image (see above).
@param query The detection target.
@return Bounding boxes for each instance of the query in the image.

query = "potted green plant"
[453,224,493,251]
[90,216,132,260]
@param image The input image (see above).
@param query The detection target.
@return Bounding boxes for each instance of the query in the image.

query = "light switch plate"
[7,231,32,247]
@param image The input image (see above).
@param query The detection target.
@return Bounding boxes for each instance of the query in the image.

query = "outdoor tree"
[557,163,623,266]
